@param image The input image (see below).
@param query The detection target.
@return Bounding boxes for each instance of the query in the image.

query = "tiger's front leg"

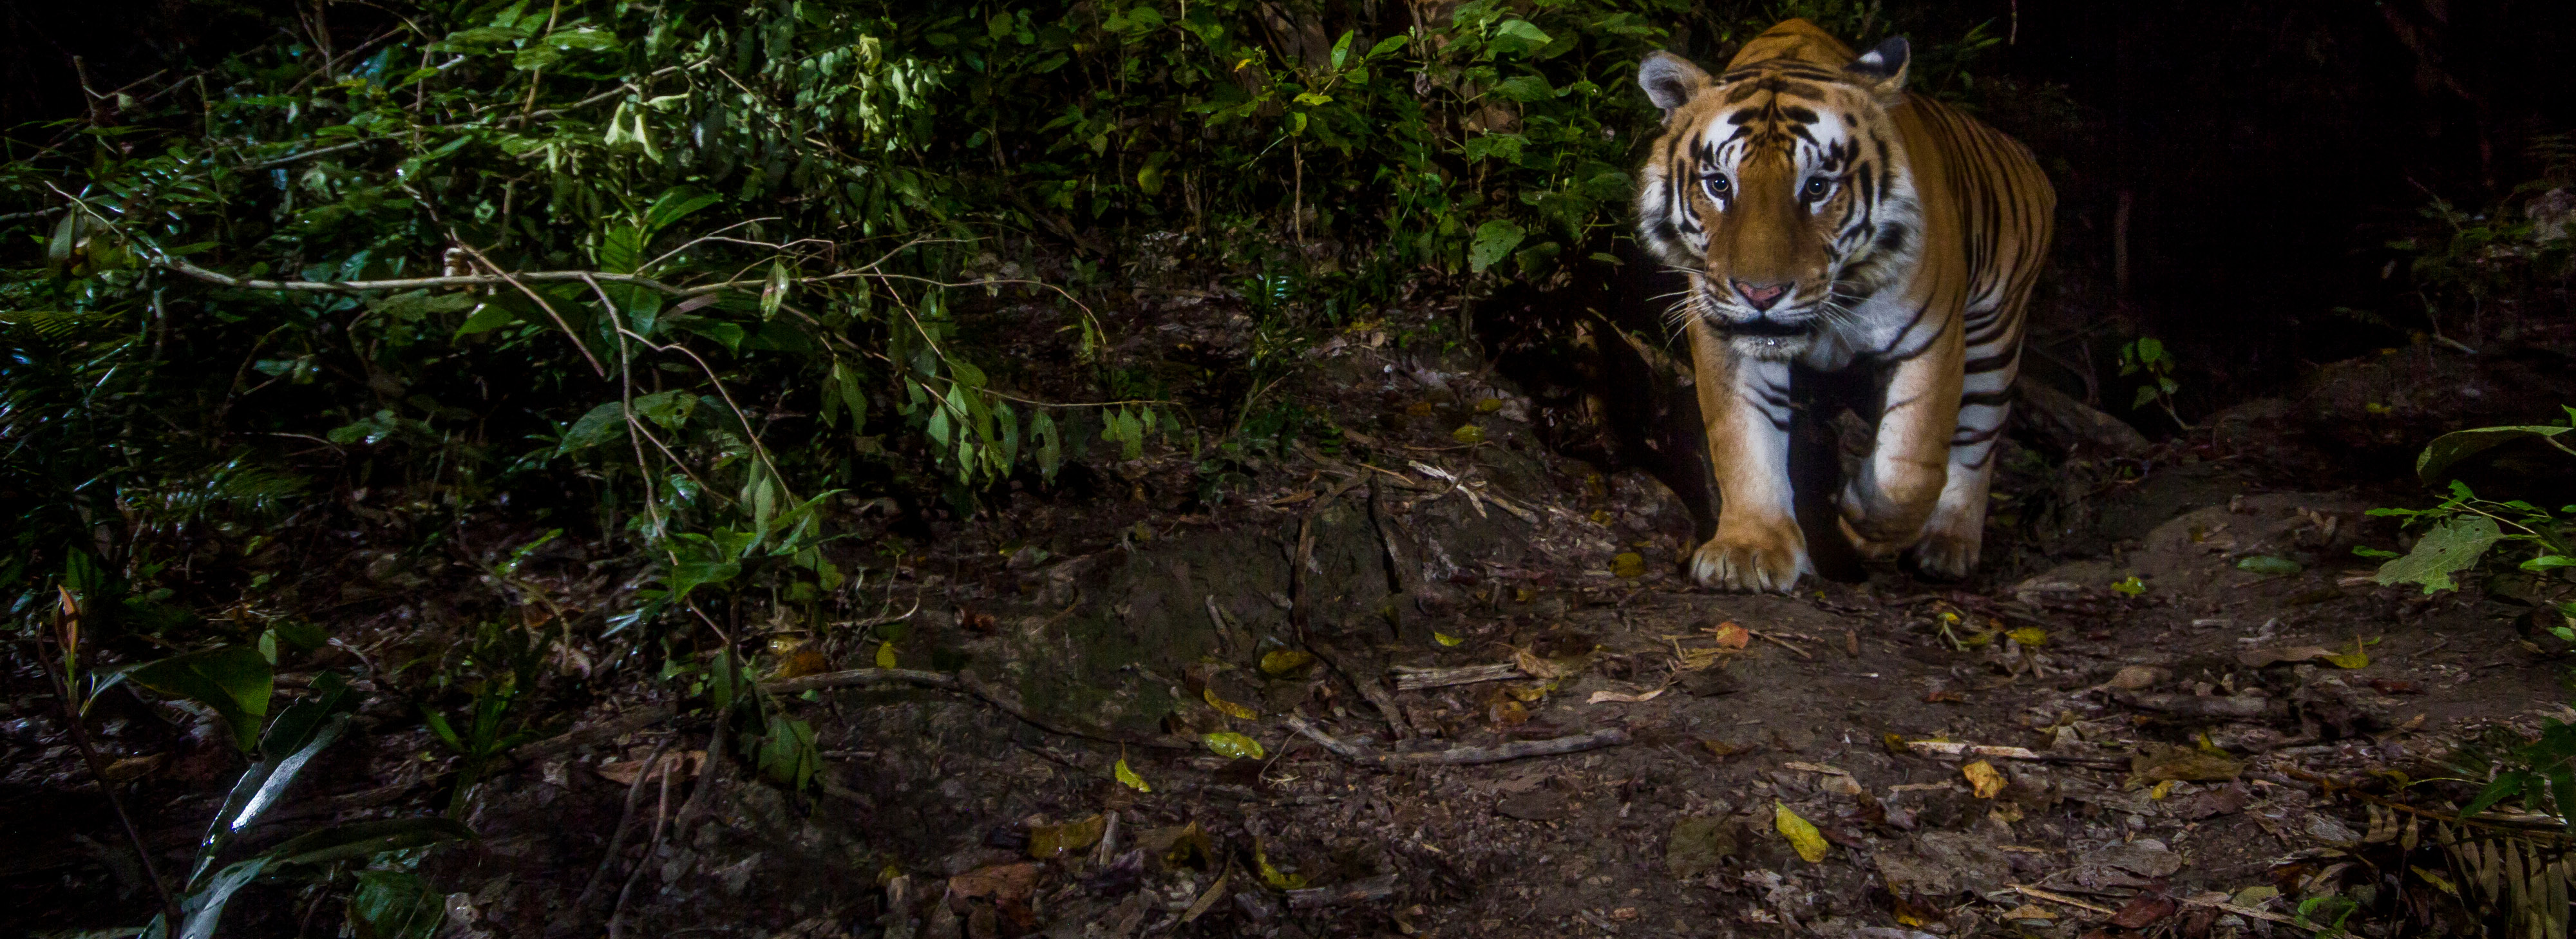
[1839,319,1965,559]
[1685,320,1808,593]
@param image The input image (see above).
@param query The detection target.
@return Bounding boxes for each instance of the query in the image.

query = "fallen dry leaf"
[770,648,831,680]
[1774,802,1828,863]
[1028,815,1108,860]
[2100,665,2170,690]
[1782,761,1851,776]
[1709,621,1751,650]
[1202,687,1258,720]
[597,750,705,786]
[2109,892,2179,928]
[1962,761,2007,798]
[1998,903,2058,922]
[1587,687,1666,704]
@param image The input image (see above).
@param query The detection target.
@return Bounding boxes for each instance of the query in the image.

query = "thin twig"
[576,735,672,911]
[2007,884,2118,916]
[245,139,381,171]
[606,745,676,939]
[32,590,178,925]
[449,240,607,377]
[1282,714,1629,768]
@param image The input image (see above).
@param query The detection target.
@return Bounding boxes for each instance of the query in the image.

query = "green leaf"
[756,716,821,790]
[2234,555,2304,575]
[348,871,444,939]
[556,401,627,457]
[2463,769,2531,817]
[1202,731,1265,760]
[600,225,646,274]
[266,817,477,867]
[122,646,272,752]
[1489,75,1555,102]
[1488,19,1553,57]
[1468,220,1526,274]
[2524,555,2576,572]
[630,390,696,431]
[2416,424,2576,484]
[643,187,723,240]
[452,302,516,337]
[177,856,274,939]
[2374,515,2504,594]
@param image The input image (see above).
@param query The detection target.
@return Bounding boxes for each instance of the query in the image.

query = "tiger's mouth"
[1716,315,1812,338]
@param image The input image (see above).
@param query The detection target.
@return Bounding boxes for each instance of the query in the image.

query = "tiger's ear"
[1637,52,1711,119]
[1846,36,1910,103]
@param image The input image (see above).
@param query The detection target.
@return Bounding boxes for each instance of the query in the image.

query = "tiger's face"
[1634,41,1920,361]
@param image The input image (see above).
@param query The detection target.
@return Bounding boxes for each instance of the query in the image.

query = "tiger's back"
[1632,19,2055,591]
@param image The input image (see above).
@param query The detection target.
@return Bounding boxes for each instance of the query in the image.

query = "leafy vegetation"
[2360,411,2574,614]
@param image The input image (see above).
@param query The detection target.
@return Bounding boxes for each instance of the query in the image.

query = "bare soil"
[7,305,2571,939]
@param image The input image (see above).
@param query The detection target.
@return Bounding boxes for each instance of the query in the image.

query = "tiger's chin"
[1716,321,1821,361]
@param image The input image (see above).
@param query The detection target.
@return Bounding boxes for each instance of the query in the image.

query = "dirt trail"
[433,354,2556,939]
[10,319,2564,938]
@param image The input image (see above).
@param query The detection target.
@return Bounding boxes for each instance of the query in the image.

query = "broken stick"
[1388,663,1526,691]
[1283,714,1628,767]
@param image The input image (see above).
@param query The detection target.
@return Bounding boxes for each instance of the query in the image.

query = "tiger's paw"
[1689,524,1809,593]
[1907,529,1982,581]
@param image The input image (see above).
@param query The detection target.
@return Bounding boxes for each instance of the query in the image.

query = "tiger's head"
[1634,23,1922,360]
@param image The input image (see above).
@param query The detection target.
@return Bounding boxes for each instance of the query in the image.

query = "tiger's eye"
[1803,177,1830,198]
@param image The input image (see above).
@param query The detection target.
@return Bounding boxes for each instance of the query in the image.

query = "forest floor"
[10,294,2576,939]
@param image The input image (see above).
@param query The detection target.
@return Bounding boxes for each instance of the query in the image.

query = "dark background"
[11,0,2570,410]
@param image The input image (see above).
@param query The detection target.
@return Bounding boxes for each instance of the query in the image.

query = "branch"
[1282,714,1629,767]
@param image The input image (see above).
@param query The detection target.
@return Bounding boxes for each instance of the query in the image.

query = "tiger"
[1632,19,2055,592]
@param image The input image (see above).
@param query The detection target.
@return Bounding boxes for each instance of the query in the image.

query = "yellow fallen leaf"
[1511,646,1582,681]
[875,641,897,669]
[1451,424,1486,444]
[1774,802,1828,863]
[1028,814,1108,859]
[1476,397,1504,413]
[2000,904,2057,922]
[1258,649,1315,675]
[1203,687,1258,720]
[2149,779,2175,800]
[1114,758,1151,793]
[2111,575,2146,596]
[1963,760,2007,799]
[770,648,830,680]
[1434,631,1464,647]
[1253,837,1307,889]
[1612,552,1646,578]
[1202,732,1265,761]
[2005,627,2048,647]
[2322,636,2374,669]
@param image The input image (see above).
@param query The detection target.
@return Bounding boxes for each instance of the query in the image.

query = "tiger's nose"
[1732,280,1790,312]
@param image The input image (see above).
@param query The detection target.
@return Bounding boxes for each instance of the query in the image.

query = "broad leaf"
[2417,424,2576,483]
[1468,220,1525,274]
[122,646,272,751]
[2374,515,2504,594]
